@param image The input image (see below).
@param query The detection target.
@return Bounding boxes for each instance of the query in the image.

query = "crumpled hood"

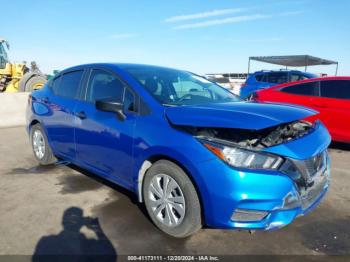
[165,102,317,130]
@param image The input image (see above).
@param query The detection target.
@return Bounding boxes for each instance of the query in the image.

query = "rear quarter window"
[51,76,62,94]
[320,80,350,100]
[51,70,84,99]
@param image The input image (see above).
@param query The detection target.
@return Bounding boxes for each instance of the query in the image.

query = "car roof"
[57,63,184,75]
[269,76,350,89]
[252,69,312,74]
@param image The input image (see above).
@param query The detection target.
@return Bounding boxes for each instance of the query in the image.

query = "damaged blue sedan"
[26,63,331,237]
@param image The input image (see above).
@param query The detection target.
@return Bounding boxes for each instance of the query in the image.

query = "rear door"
[74,68,138,187]
[318,80,350,142]
[44,70,84,159]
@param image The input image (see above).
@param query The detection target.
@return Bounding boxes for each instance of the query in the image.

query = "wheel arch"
[29,119,40,129]
[136,154,207,224]
[28,119,53,147]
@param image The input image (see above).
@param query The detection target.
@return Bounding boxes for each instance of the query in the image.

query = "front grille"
[292,151,327,182]
[280,150,329,210]
[299,169,328,210]
[303,152,325,177]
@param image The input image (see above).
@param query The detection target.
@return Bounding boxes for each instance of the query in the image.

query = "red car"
[255,77,350,143]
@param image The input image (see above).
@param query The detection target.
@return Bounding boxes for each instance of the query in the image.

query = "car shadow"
[6,160,70,175]
[32,206,117,261]
[66,163,141,206]
[63,163,156,233]
[58,164,189,253]
[7,159,150,220]
[330,141,350,151]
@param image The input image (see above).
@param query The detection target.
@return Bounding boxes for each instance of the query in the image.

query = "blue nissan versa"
[26,63,331,237]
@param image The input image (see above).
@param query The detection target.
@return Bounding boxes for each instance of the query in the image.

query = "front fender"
[133,145,213,222]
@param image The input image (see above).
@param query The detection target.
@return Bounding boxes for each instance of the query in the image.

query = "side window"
[123,88,136,112]
[266,72,288,84]
[86,69,124,102]
[290,73,303,82]
[255,74,265,82]
[320,80,350,100]
[281,81,319,96]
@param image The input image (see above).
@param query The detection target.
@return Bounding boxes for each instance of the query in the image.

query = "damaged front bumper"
[197,121,331,230]
[231,160,330,231]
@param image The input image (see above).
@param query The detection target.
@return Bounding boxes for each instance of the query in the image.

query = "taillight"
[241,83,248,88]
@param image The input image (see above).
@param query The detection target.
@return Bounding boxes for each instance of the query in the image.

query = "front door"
[74,69,138,187]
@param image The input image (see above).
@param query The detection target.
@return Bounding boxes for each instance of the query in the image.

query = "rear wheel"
[143,160,202,238]
[30,124,56,165]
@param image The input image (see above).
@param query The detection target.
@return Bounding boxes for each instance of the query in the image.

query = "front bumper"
[231,165,330,231]
[195,122,331,230]
[198,160,329,230]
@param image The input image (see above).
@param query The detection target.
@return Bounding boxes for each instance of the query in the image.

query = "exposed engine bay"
[178,120,315,149]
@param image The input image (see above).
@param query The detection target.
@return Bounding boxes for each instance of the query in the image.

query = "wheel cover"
[32,130,45,160]
[148,174,186,227]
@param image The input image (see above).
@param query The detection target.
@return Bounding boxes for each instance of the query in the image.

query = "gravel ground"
[0,126,349,260]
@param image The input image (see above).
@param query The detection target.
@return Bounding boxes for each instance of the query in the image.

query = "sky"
[2,0,349,75]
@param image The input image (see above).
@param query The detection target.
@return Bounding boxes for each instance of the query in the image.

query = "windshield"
[122,66,241,106]
[0,42,8,69]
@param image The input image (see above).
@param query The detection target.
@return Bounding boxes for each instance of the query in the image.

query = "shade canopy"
[249,55,337,67]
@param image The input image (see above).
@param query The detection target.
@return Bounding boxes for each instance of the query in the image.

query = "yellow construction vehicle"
[0,39,47,92]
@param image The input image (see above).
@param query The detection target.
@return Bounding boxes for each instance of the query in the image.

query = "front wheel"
[143,160,202,238]
[30,124,56,165]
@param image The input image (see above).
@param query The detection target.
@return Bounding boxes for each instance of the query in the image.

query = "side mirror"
[95,98,126,121]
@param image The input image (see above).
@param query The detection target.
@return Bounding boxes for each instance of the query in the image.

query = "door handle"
[312,102,328,108]
[75,111,87,120]
[309,98,328,108]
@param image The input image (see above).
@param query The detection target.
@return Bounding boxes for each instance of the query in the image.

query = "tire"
[23,75,47,92]
[143,160,202,238]
[30,124,56,165]
[18,71,33,92]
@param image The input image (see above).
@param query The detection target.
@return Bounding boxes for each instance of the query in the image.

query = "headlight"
[201,140,283,170]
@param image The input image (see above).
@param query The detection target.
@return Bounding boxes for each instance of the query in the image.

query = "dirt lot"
[0,126,349,259]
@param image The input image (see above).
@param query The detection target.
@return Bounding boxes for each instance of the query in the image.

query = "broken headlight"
[201,140,283,170]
